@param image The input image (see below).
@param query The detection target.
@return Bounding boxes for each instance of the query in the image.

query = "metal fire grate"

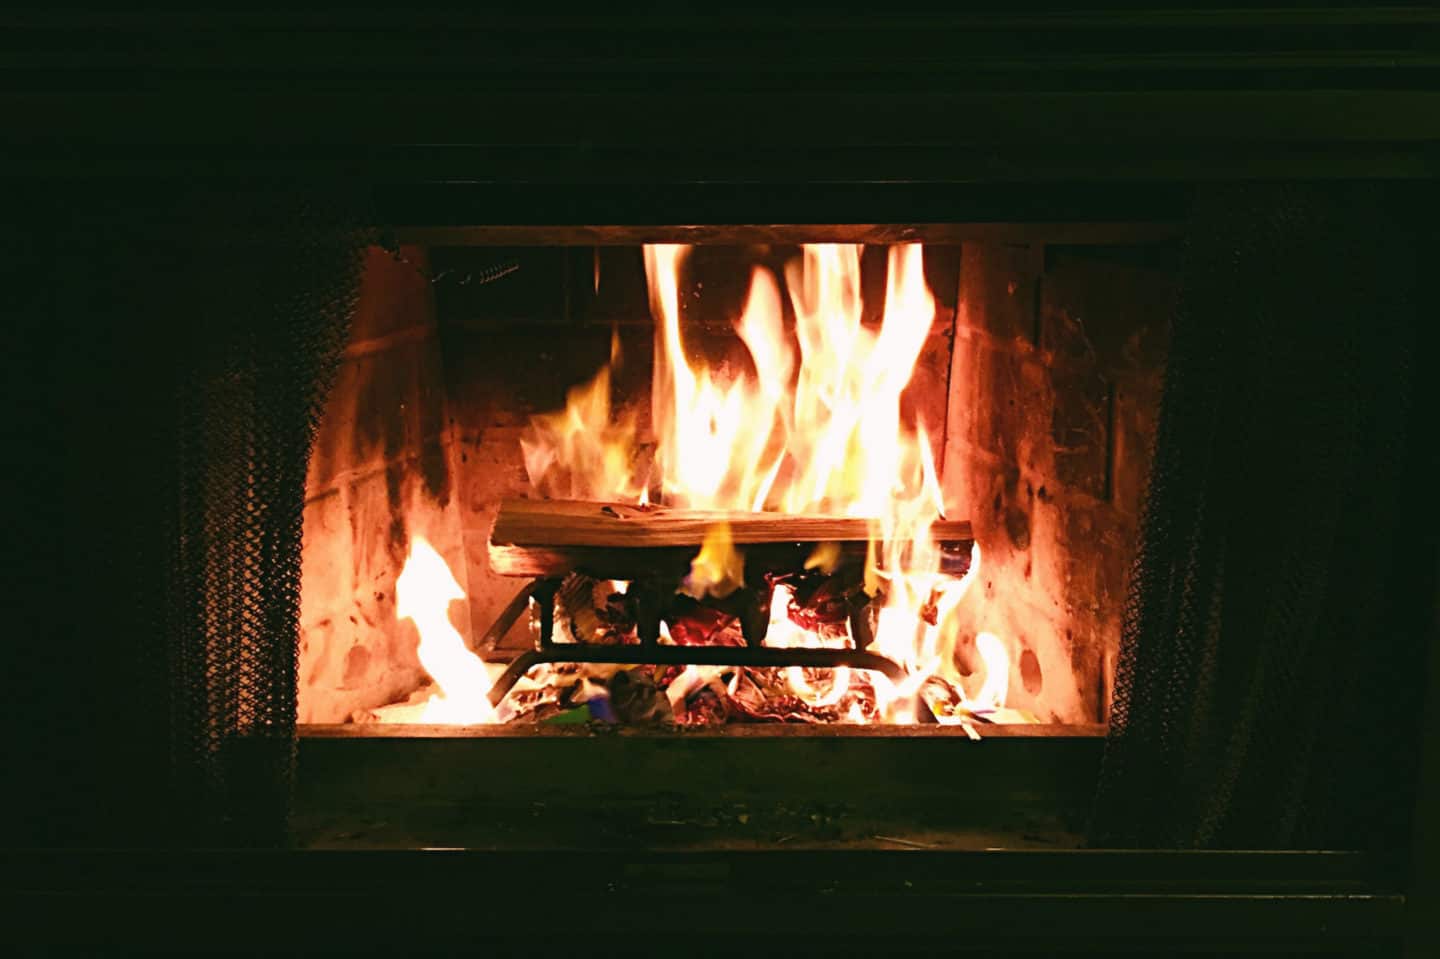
[479,498,976,710]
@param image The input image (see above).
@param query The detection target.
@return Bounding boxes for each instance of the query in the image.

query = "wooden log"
[492,498,973,547]
[487,498,974,578]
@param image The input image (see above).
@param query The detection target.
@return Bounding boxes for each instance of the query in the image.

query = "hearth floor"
[292,799,1083,851]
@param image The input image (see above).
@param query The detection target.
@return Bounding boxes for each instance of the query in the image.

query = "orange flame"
[521,331,645,501]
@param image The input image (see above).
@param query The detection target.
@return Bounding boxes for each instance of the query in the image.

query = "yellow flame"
[803,541,841,576]
[395,537,496,724]
[680,522,745,600]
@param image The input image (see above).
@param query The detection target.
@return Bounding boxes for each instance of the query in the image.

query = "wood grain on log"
[488,498,973,578]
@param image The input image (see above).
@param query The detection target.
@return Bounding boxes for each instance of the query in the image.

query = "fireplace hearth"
[5,8,1439,956]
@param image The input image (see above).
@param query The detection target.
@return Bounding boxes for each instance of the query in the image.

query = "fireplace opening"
[296,230,1173,738]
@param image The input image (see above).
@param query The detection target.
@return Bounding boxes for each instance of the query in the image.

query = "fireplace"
[296,233,1168,733]
[6,8,1440,955]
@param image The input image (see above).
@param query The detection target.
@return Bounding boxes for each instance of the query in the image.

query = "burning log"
[488,498,973,579]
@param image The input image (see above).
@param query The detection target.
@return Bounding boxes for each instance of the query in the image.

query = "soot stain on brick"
[417,347,451,504]
[420,439,451,506]
[342,644,371,688]
[997,471,1031,551]
[1005,505,1031,551]
[385,461,406,555]
[354,352,409,469]
[1020,648,1044,696]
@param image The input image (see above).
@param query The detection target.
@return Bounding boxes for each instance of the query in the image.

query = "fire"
[972,632,1011,710]
[394,538,497,724]
[521,331,644,502]
[640,243,938,519]
[513,242,1018,725]
[680,522,745,600]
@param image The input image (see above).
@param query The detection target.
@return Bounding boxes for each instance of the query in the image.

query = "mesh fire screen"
[1090,182,1432,850]
[165,195,368,842]
[9,186,368,845]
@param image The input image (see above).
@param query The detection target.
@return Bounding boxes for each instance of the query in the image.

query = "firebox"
[7,8,1439,956]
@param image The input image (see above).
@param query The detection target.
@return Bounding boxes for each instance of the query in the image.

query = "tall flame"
[641,243,938,520]
[680,522,746,600]
[395,538,496,724]
[646,244,794,511]
[517,242,1014,724]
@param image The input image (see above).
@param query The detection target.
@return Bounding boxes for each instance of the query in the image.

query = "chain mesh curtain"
[1090,182,1430,849]
[8,187,368,845]
[166,192,368,842]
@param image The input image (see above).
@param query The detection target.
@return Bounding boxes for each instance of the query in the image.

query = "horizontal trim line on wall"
[340,321,434,360]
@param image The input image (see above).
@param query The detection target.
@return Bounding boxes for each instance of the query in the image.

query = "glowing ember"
[766,583,853,709]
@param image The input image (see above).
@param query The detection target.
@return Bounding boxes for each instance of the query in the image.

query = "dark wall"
[2,9,1439,182]
[6,187,176,844]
